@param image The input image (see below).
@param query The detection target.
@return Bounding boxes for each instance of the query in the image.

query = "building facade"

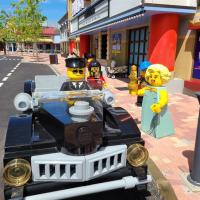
[68,0,198,87]
[37,26,60,53]
[58,13,69,55]
[177,2,200,91]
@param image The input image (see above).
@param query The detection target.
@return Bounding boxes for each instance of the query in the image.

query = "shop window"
[46,44,51,50]
[193,31,200,79]
[128,27,149,68]
[140,29,145,40]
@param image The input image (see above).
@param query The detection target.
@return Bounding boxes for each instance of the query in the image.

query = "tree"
[0,0,46,57]
[12,0,46,58]
[0,10,15,55]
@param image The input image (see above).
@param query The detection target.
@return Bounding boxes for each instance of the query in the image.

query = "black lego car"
[3,73,151,200]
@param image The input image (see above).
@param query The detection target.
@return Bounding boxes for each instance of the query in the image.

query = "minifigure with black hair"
[87,60,108,89]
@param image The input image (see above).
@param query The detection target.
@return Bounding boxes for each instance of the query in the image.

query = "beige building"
[58,13,69,55]
[68,0,200,90]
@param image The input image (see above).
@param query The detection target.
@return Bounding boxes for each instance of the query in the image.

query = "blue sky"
[0,0,67,27]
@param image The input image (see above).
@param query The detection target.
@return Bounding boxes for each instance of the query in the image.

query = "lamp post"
[188,92,200,186]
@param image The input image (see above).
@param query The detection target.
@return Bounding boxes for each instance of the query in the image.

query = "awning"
[38,38,53,43]
[189,12,200,30]
[69,9,145,38]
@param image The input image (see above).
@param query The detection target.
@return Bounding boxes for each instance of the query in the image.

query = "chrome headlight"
[3,159,31,187]
[127,144,149,167]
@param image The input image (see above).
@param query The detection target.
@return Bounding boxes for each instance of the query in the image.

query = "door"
[128,27,149,73]
[193,31,200,79]
[101,34,107,59]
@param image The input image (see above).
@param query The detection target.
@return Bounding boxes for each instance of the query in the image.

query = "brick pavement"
[2,52,200,200]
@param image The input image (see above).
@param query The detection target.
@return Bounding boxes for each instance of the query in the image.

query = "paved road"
[0,56,55,199]
[0,56,161,200]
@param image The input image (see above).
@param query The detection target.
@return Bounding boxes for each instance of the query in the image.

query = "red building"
[36,26,60,52]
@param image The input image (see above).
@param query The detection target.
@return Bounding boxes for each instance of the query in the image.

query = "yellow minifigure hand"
[137,87,148,96]
[137,89,143,96]
[103,83,109,89]
[151,103,161,113]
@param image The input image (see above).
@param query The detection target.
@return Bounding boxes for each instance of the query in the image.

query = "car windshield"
[33,90,104,121]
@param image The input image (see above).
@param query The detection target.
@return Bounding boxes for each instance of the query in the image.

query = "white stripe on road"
[0,57,6,60]
[2,77,8,81]
[13,63,21,70]
[0,62,21,89]
[7,73,12,77]
[0,58,21,61]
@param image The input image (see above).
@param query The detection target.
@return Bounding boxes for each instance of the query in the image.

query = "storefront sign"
[79,0,108,29]
[72,0,84,16]
[112,33,121,54]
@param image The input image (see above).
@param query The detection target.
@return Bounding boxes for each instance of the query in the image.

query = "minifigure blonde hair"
[145,64,171,84]
[131,65,137,71]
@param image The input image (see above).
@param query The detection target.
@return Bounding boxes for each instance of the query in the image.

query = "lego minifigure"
[136,61,152,106]
[87,60,108,89]
[128,65,138,95]
[60,58,90,90]
[85,53,95,67]
[138,64,174,138]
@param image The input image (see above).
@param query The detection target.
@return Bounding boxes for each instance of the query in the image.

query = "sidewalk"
[52,54,200,200]
[3,52,200,200]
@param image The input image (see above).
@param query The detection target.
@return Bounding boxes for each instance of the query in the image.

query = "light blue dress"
[141,85,174,138]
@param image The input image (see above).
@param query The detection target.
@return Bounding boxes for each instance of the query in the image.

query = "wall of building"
[144,0,197,7]
[174,15,196,80]
[109,29,129,66]
[110,0,141,17]
[61,42,68,54]
[68,0,73,19]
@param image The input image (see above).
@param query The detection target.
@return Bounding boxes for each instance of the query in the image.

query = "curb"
[147,158,178,200]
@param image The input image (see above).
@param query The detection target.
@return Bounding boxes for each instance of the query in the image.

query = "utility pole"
[188,92,200,186]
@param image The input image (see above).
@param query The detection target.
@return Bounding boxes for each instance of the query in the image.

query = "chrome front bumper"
[24,175,152,200]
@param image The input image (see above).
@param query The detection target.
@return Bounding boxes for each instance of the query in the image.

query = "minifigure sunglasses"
[72,69,84,74]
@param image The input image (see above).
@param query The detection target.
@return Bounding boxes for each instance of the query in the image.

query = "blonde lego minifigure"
[128,65,138,95]
[138,64,174,138]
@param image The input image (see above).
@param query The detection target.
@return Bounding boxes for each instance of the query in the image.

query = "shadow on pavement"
[115,86,128,91]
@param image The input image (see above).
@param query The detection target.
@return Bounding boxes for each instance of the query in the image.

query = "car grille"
[31,145,127,182]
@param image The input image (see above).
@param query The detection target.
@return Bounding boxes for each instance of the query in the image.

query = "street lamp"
[188,92,200,186]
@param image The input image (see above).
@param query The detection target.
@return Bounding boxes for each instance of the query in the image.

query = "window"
[193,31,200,79]
[128,27,149,68]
